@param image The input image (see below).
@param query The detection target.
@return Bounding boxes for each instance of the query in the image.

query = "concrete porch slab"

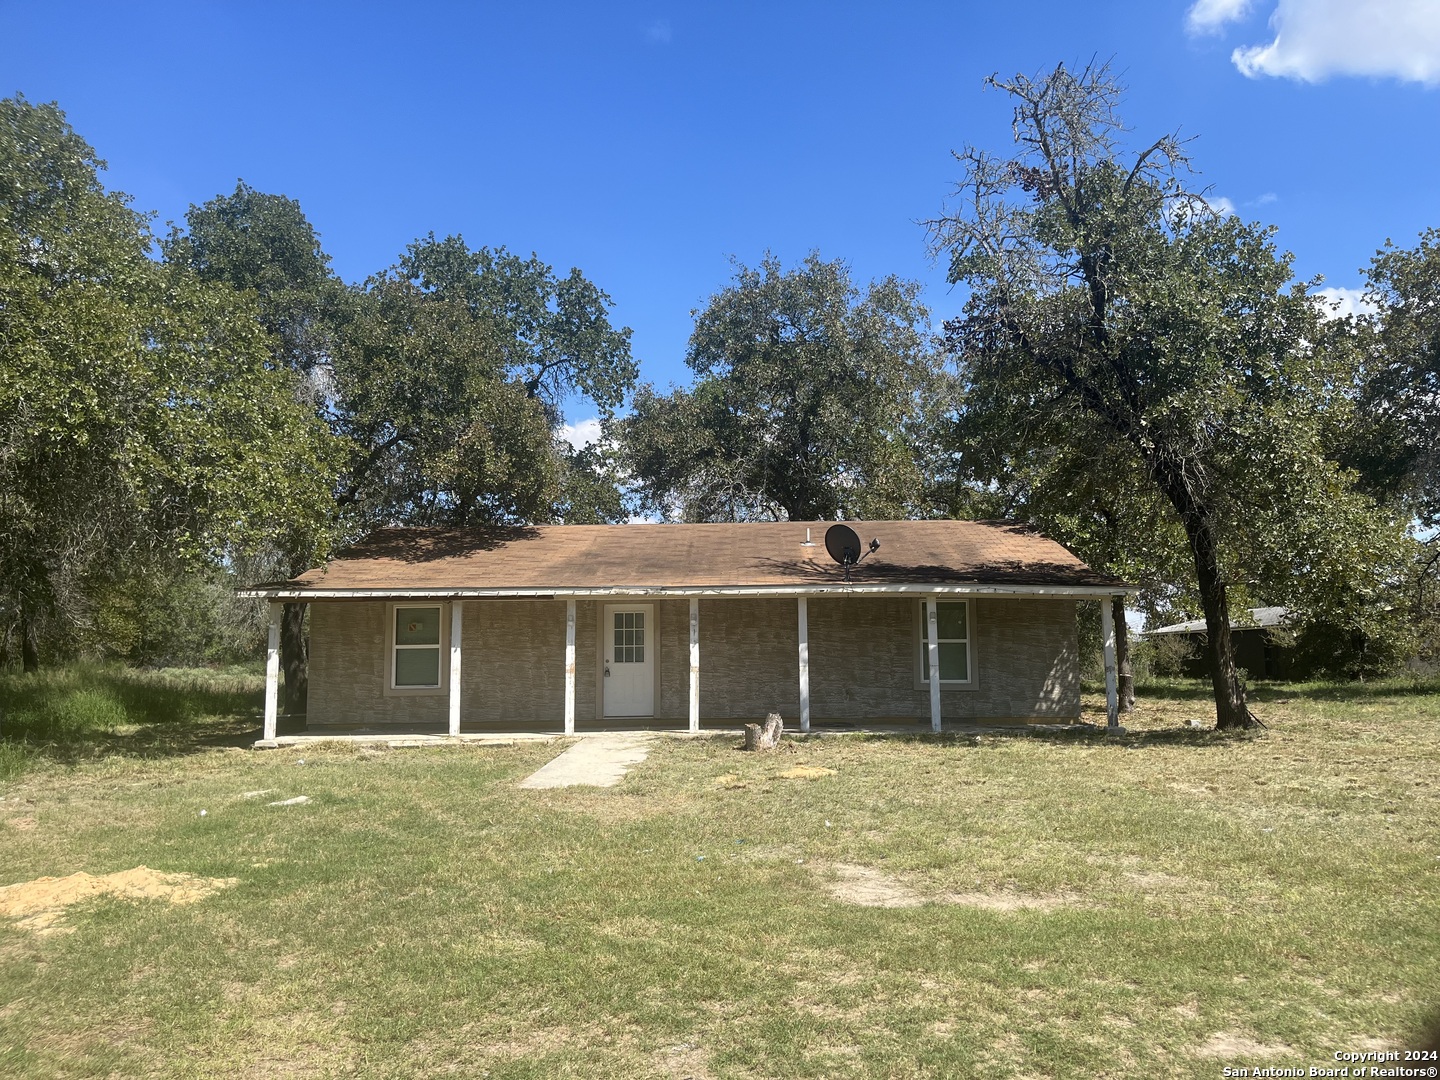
[252,718,1089,749]
[253,731,557,750]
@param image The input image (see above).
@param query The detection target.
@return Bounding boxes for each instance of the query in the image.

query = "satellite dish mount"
[824,524,880,583]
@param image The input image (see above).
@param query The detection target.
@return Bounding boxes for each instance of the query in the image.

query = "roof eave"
[237,582,1136,600]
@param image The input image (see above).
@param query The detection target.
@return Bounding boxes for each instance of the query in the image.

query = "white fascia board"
[237,583,1136,600]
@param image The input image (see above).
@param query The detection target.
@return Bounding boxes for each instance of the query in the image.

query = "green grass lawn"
[1,667,1437,1078]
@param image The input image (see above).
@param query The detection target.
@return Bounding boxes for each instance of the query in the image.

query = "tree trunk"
[1112,594,1134,713]
[20,616,39,674]
[1184,511,1253,729]
[281,602,308,716]
[1153,463,1254,730]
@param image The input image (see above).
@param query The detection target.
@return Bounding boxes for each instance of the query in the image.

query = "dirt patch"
[1354,1036,1402,1052]
[712,773,748,789]
[779,765,836,780]
[821,863,1069,912]
[0,867,237,935]
[938,890,1071,912]
[1194,1031,1297,1059]
[6,815,37,831]
[827,863,925,907]
[1122,870,1194,891]
[655,1041,715,1080]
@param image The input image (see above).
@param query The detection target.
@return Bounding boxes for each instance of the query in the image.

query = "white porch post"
[926,597,942,733]
[263,602,281,742]
[448,601,463,737]
[564,599,576,735]
[688,597,700,734]
[1101,595,1120,728]
[797,596,810,733]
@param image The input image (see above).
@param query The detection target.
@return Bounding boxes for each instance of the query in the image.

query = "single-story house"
[1143,606,1294,680]
[239,520,1133,740]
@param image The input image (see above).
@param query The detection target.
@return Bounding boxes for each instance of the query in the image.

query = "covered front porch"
[259,588,1130,742]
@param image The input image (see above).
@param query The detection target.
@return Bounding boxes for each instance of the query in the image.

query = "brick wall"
[306,594,1080,727]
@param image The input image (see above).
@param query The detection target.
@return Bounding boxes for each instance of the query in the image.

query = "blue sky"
[4,1,1439,440]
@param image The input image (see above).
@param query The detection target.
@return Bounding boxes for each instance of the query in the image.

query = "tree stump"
[743,711,784,751]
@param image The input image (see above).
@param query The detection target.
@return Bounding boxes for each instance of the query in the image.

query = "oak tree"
[926,63,1409,728]
[621,253,944,522]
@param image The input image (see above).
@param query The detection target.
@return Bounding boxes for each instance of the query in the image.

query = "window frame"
[386,602,449,696]
[917,599,974,686]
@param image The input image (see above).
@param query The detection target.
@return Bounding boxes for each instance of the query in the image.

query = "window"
[613,610,645,664]
[920,600,971,683]
[392,605,442,689]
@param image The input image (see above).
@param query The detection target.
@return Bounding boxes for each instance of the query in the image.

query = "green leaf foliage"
[1347,229,1440,528]
[0,96,341,666]
[331,275,560,525]
[620,253,945,522]
[397,234,637,420]
[925,63,1416,722]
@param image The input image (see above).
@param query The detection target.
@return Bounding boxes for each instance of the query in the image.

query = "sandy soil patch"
[1194,1031,1297,1059]
[779,765,836,780]
[0,867,237,934]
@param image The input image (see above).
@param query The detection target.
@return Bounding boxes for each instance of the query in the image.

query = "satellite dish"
[825,524,862,567]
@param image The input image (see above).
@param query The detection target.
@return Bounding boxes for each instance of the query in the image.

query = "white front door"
[603,604,654,717]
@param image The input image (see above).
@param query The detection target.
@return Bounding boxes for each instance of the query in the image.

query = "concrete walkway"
[517,734,654,789]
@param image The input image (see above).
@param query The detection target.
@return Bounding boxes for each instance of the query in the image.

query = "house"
[1143,606,1294,680]
[239,520,1133,740]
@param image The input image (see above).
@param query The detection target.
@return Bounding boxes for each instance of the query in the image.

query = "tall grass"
[0,664,262,779]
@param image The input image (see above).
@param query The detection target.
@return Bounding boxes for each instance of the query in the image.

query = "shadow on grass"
[856,725,1257,751]
[1250,680,1440,702]
[0,664,284,777]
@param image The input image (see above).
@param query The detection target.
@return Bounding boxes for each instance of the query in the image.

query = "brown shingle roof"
[248,521,1127,596]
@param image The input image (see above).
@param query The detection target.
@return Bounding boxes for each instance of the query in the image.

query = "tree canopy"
[1349,230,1440,529]
[0,97,340,669]
[621,253,944,522]
[925,62,1413,726]
[160,205,637,703]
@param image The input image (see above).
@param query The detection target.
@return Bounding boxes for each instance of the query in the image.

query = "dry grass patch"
[822,860,1074,912]
[936,889,1071,912]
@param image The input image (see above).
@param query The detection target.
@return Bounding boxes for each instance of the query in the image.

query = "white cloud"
[1163,193,1235,227]
[559,417,602,450]
[1228,0,1440,85]
[1187,0,1257,36]
[1250,191,1278,206]
[1316,285,1379,320]
[644,19,672,44]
